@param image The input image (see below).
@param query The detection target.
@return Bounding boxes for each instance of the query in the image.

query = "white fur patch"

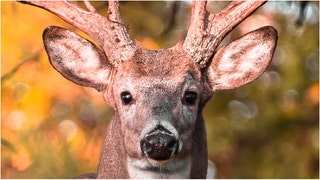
[206,160,216,179]
[127,156,191,178]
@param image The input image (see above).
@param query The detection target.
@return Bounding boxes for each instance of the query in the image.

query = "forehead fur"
[119,46,200,78]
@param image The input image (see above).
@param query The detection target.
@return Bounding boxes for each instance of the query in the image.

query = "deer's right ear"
[43,26,113,92]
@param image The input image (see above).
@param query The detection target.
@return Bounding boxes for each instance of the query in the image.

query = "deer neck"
[97,115,129,178]
[190,113,208,178]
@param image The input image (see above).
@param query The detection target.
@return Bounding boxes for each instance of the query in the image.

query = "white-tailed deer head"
[19,0,277,178]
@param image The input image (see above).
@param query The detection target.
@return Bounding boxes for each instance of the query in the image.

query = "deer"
[19,0,277,178]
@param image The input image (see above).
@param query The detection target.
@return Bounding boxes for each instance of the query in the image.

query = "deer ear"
[207,26,278,91]
[43,26,112,91]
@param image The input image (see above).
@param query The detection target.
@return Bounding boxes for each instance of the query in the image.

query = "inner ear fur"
[43,26,113,91]
[207,26,278,91]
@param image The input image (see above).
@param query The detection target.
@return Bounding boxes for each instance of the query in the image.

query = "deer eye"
[121,91,133,105]
[184,91,197,105]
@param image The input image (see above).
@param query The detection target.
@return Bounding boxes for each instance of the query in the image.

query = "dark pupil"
[121,91,132,105]
[185,91,197,105]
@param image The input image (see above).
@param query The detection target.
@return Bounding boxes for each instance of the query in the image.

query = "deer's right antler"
[19,0,136,67]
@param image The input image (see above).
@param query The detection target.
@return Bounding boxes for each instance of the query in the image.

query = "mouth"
[128,155,189,173]
[127,155,192,179]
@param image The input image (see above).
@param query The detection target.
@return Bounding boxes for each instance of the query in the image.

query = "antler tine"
[84,0,98,13]
[108,1,122,22]
[183,0,266,68]
[18,0,136,67]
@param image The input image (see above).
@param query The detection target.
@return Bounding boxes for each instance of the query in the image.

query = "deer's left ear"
[207,26,278,91]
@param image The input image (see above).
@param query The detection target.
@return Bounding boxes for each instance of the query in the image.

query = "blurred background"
[1,1,319,178]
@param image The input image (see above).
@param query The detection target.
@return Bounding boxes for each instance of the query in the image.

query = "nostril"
[167,138,177,149]
[140,130,179,161]
[141,139,154,155]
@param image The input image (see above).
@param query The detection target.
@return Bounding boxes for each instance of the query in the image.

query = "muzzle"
[140,125,179,161]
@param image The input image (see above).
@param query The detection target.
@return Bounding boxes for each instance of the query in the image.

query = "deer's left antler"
[183,1,266,68]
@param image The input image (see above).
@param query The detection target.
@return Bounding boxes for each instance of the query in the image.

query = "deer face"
[108,46,207,168]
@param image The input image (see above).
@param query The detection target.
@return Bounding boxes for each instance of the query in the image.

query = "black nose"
[140,125,179,161]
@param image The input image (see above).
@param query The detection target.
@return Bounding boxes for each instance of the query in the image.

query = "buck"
[19,0,277,178]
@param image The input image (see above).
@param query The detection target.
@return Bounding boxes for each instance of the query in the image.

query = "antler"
[19,0,267,69]
[19,0,135,67]
[183,1,267,68]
